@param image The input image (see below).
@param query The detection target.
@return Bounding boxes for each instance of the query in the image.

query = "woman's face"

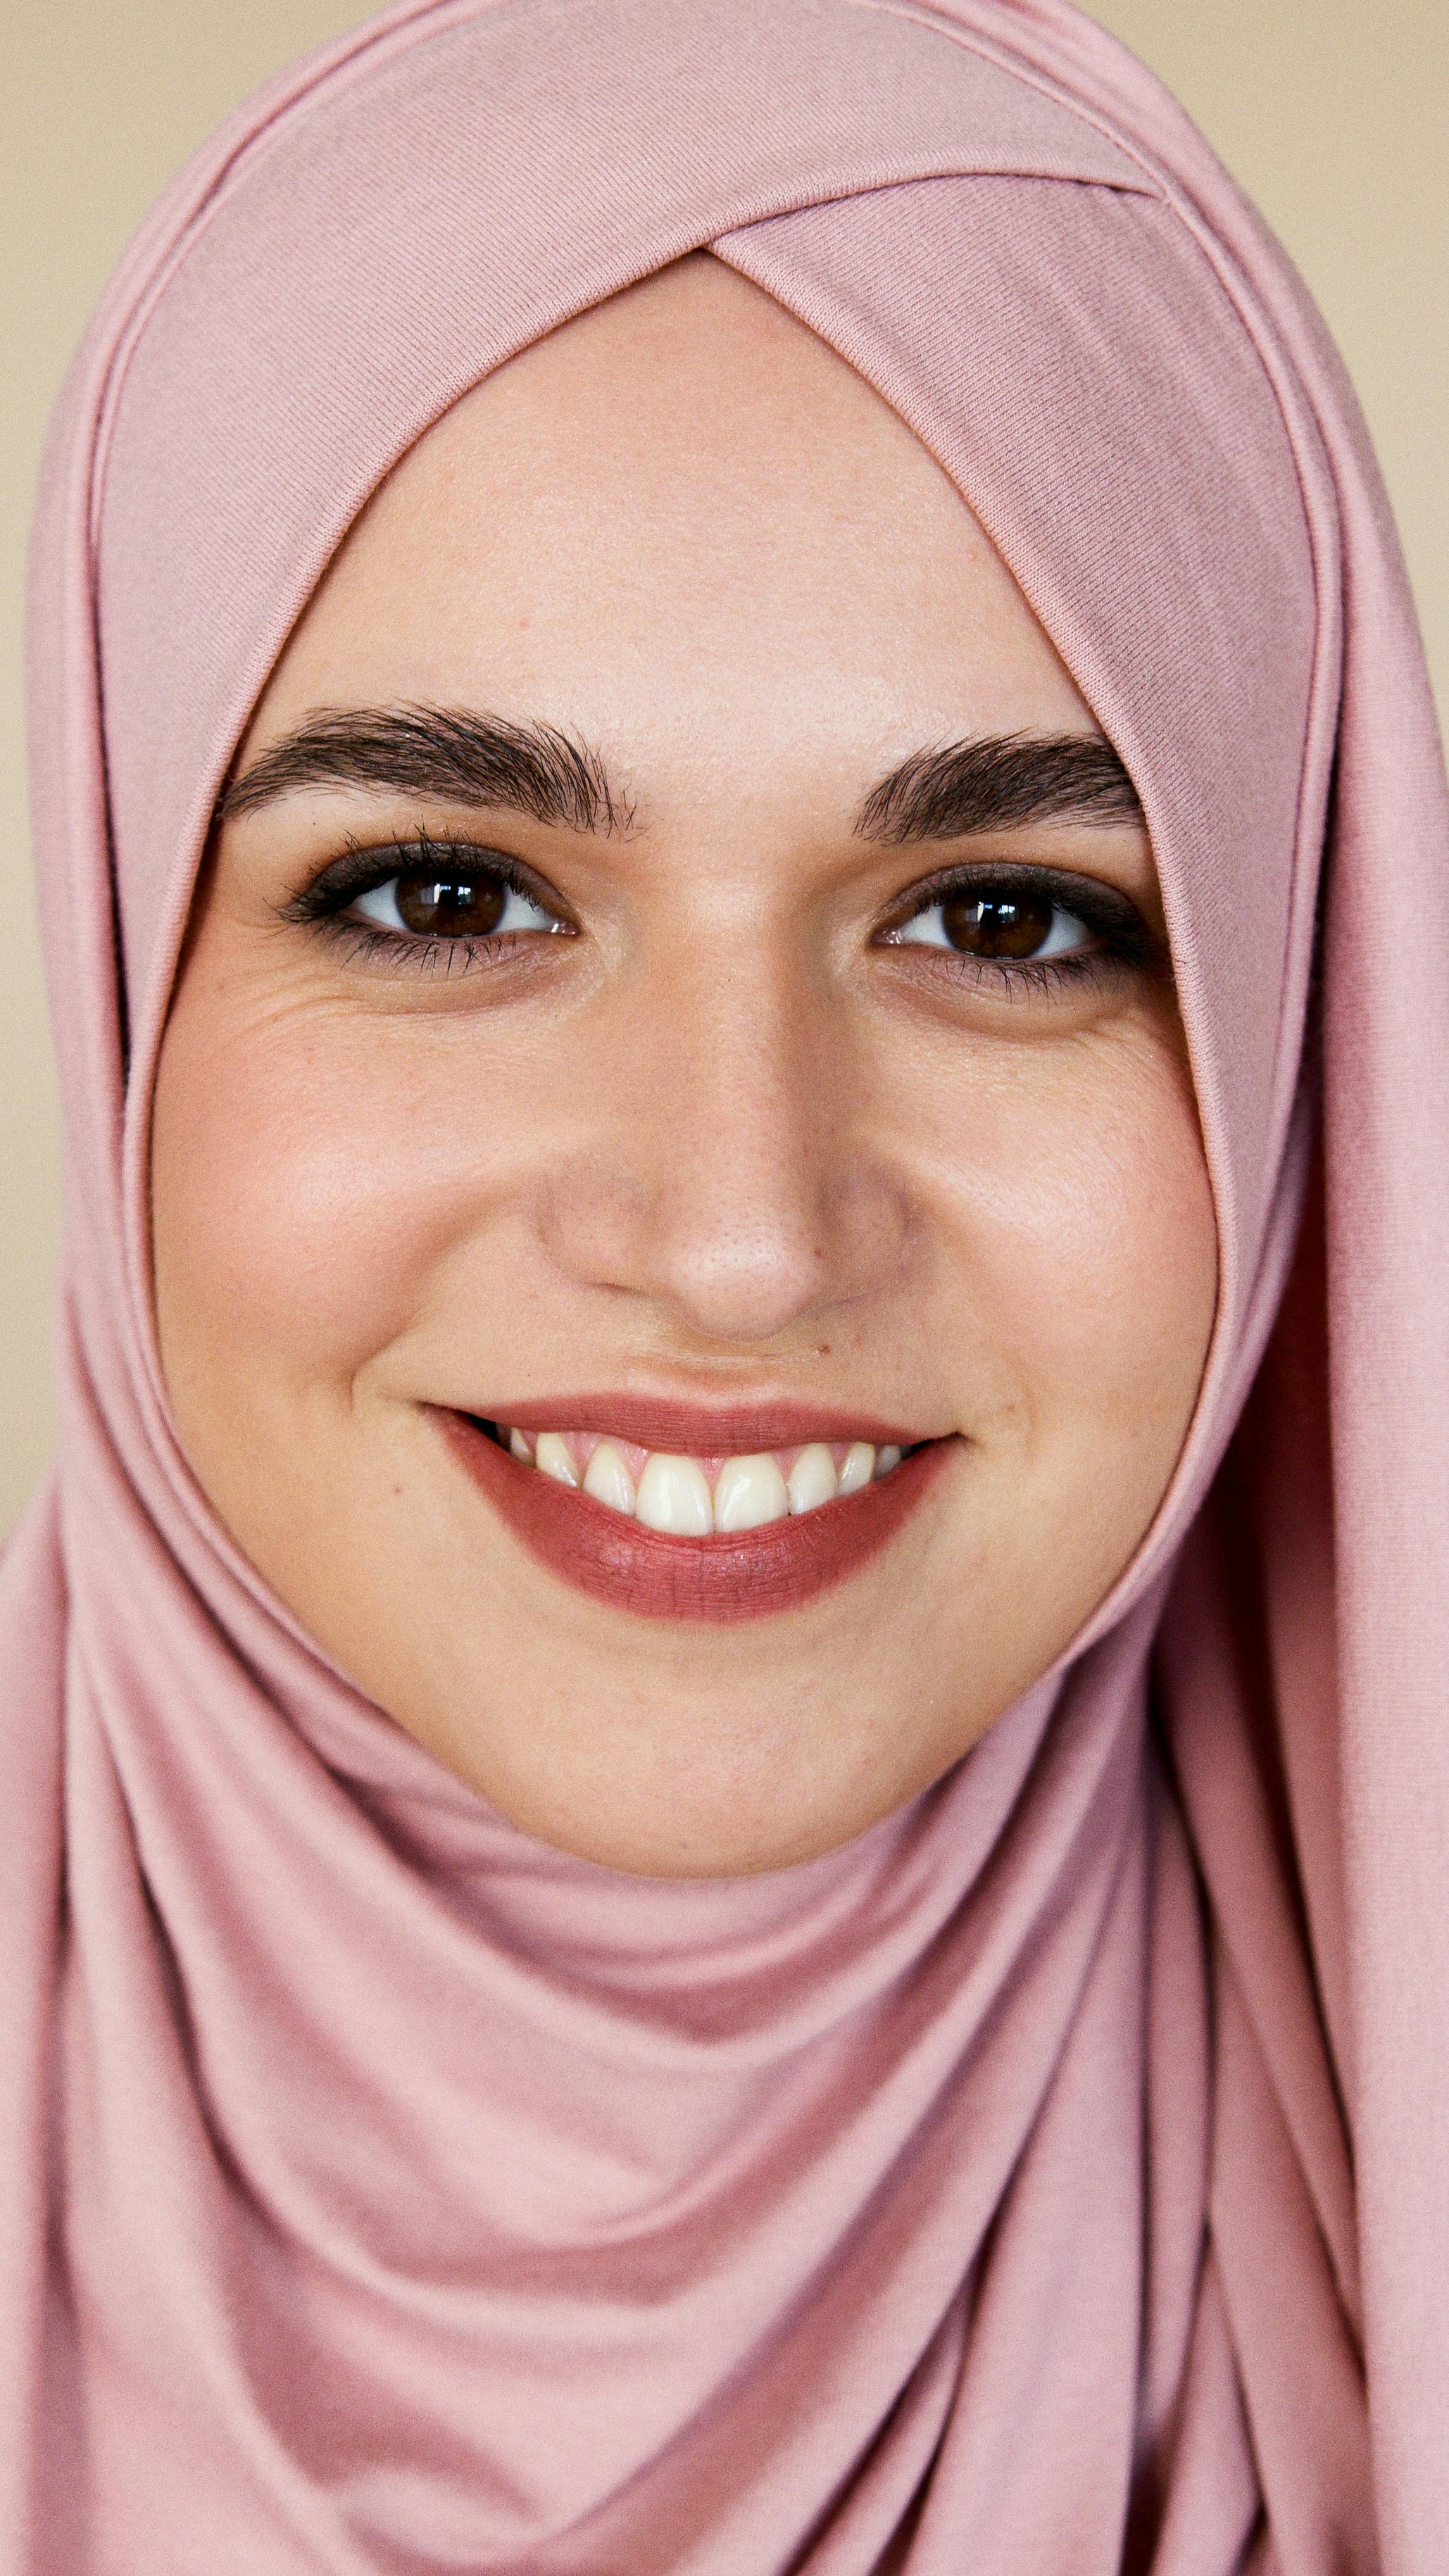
[152,256,1217,1877]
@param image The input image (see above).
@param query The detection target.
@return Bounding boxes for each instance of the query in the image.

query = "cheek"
[151,983,522,1409]
[153,953,1216,1533]
[912,1024,1217,1463]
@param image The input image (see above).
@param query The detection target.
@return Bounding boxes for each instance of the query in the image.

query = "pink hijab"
[11,0,1449,2565]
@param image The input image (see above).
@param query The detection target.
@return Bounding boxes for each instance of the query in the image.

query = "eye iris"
[939,889,1055,959]
[394,873,507,936]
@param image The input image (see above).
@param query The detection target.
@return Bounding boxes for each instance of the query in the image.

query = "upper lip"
[453,1394,935,1455]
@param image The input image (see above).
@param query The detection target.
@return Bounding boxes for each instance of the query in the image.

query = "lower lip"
[437,1413,951,1622]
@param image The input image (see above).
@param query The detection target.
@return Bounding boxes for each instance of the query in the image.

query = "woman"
[10,0,1447,2565]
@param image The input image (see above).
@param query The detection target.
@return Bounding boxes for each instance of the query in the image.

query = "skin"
[151,255,1217,1878]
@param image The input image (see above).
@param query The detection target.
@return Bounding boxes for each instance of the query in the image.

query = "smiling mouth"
[491,1425,905,1532]
[435,1398,951,1623]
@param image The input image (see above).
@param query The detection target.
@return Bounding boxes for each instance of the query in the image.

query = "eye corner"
[872,855,1166,1000]
[276,829,577,972]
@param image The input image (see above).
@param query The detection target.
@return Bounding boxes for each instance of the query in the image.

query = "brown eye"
[393,872,508,936]
[347,862,563,943]
[887,876,1093,968]
[939,888,1056,958]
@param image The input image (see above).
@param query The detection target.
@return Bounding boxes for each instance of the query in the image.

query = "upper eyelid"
[878,859,1145,925]
[299,834,1134,899]
[283,834,570,923]
[328,832,534,886]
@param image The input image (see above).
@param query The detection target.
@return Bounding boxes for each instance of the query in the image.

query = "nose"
[537,953,908,1347]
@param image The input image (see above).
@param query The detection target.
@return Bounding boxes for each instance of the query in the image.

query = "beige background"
[2,1,1445,1533]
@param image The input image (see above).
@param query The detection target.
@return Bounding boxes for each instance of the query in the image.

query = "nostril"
[535,1133,910,1345]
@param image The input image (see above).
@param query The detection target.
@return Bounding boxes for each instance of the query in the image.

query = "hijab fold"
[11,0,1449,2565]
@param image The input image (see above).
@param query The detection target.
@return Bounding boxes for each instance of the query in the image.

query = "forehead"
[244,259,1100,788]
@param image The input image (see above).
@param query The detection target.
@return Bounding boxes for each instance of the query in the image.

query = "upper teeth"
[506,1428,903,1533]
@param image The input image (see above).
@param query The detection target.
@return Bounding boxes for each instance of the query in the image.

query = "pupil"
[394,872,508,937]
[940,888,1055,959]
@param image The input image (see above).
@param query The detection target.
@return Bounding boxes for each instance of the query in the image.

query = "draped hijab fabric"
[11,0,1449,2566]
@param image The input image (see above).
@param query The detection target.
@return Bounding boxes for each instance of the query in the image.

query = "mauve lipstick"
[433,1397,951,1622]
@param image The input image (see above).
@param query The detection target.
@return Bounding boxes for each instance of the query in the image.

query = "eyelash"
[280,831,573,974]
[281,835,1161,997]
[877,862,1161,998]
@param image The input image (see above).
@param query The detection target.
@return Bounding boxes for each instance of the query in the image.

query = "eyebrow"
[218,703,1141,842]
[218,705,636,834]
[855,731,1142,841]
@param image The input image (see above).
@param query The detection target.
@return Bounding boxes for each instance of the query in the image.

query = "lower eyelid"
[328,920,518,979]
